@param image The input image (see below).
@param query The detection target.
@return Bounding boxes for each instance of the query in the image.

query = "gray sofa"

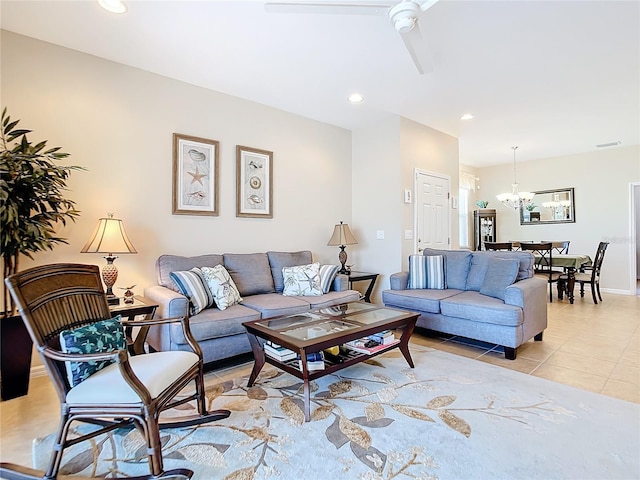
[382,248,548,359]
[143,251,360,364]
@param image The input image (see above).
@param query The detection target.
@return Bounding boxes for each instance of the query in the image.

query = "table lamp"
[81,213,137,305]
[327,221,358,275]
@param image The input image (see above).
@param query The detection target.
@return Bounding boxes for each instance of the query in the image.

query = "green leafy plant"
[1,107,84,316]
[525,203,537,211]
[475,200,489,208]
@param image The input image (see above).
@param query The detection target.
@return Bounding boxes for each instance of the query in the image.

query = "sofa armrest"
[332,273,349,292]
[143,285,189,319]
[504,277,548,337]
[389,272,409,290]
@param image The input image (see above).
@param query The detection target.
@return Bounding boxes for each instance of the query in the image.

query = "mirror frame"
[520,187,575,225]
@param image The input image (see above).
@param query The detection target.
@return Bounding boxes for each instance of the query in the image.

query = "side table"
[347,271,379,303]
[109,295,158,355]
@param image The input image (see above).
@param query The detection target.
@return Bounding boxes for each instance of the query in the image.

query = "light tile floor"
[1,291,638,468]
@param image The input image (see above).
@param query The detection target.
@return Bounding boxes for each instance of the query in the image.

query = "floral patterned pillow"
[59,315,126,387]
[201,265,243,311]
[282,263,323,296]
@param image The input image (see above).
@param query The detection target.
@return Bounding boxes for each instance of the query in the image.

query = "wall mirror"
[520,187,575,225]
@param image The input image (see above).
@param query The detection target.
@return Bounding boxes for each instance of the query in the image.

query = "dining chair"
[4,263,230,480]
[542,240,570,254]
[519,242,562,302]
[558,241,609,304]
[484,242,513,251]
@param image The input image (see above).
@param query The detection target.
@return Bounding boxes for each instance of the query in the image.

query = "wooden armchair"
[3,263,230,480]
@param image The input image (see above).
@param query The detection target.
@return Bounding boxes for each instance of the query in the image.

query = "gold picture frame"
[172,133,219,216]
[236,145,273,218]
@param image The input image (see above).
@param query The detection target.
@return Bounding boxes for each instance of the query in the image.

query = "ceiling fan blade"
[399,23,434,75]
[264,1,395,15]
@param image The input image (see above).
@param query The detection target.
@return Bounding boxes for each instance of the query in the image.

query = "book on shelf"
[345,338,400,355]
[368,330,395,345]
[297,351,325,371]
[264,342,297,361]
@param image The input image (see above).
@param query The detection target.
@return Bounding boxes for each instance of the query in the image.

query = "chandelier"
[496,146,534,210]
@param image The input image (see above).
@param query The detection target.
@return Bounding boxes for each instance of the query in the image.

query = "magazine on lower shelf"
[345,338,400,355]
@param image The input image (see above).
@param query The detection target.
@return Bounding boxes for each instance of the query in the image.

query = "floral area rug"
[33,347,640,479]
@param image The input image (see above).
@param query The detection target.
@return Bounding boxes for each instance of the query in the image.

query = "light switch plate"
[404,189,412,204]
[376,230,385,240]
[404,230,413,240]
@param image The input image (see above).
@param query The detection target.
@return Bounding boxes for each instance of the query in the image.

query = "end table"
[109,295,158,354]
[347,271,379,303]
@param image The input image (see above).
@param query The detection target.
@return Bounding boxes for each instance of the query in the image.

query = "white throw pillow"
[282,263,323,296]
[201,265,243,311]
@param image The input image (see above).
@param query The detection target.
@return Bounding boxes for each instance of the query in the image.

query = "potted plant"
[0,107,83,398]
[524,203,537,221]
[475,200,489,209]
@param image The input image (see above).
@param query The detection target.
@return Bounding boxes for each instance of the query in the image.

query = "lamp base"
[107,295,120,306]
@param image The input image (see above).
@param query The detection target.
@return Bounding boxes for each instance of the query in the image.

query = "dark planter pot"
[1,314,33,400]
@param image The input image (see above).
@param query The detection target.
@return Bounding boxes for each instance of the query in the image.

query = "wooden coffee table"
[243,302,418,421]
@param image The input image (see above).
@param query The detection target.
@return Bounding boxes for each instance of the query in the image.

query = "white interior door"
[415,170,450,253]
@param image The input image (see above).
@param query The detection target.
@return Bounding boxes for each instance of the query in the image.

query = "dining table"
[534,253,592,304]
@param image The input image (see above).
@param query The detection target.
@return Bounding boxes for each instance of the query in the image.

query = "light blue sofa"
[144,251,360,365]
[382,248,548,359]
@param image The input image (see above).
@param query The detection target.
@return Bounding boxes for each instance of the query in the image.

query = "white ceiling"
[1,0,638,166]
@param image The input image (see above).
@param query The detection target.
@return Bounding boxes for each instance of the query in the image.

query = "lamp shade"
[81,214,137,255]
[327,221,358,247]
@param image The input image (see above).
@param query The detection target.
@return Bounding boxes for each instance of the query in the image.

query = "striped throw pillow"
[408,255,445,290]
[170,267,214,315]
[318,264,340,293]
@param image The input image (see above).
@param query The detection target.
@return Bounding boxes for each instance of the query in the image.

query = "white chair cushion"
[66,351,199,405]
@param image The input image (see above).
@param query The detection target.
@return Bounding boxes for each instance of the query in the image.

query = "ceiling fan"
[264,0,440,75]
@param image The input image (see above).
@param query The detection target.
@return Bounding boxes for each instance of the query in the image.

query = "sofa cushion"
[282,263,323,296]
[408,255,445,289]
[318,264,340,293]
[223,253,275,296]
[201,265,243,310]
[422,248,472,290]
[239,293,311,319]
[440,291,523,327]
[156,254,224,291]
[302,289,362,309]
[467,251,535,291]
[166,304,261,345]
[267,251,313,293]
[382,288,463,314]
[479,257,520,300]
[169,268,215,315]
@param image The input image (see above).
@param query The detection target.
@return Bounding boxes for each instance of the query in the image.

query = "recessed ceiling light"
[98,0,127,14]
[460,113,474,120]
[348,93,364,104]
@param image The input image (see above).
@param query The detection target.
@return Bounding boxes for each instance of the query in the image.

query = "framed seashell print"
[236,145,273,218]
[172,133,219,216]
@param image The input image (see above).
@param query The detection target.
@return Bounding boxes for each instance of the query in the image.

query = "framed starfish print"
[172,133,219,216]
[236,145,273,218]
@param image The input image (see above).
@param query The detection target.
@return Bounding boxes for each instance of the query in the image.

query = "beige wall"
[1,31,353,297]
[352,116,460,302]
[470,146,640,293]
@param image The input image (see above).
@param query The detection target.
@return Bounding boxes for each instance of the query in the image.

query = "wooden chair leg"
[591,283,598,304]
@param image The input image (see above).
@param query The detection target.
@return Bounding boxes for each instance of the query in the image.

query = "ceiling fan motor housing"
[389,1,420,33]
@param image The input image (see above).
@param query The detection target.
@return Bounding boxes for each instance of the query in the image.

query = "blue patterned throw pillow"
[408,254,445,289]
[170,267,214,315]
[318,264,340,293]
[59,315,126,387]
